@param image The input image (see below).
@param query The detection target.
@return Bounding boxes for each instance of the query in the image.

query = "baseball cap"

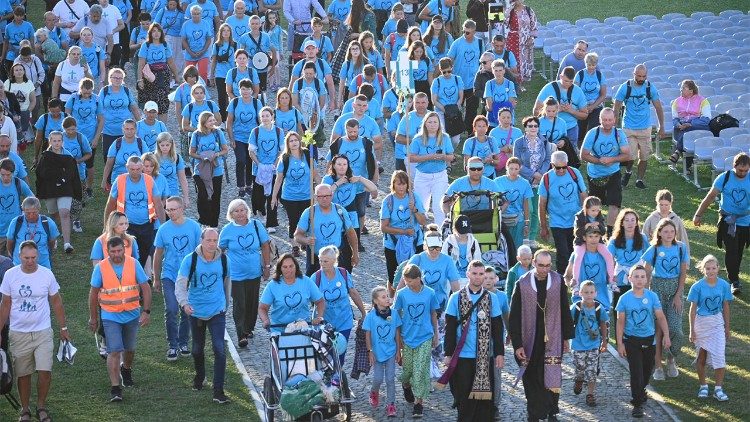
[467,161,484,171]
[584,225,603,235]
[397,19,408,34]
[425,236,442,248]
[144,101,159,112]
[302,40,318,50]
[454,215,472,234]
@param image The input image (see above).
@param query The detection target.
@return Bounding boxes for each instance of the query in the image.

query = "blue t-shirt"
[430,75,462,107]
[260,276,323,330]
[570,301,609,351]
[189,130,227,177]
[327,0,351,22]
[218,220,270,280]
[446,36,481,89]
[568,251,611,310]
[90,259,149,323]
[445,289,501,358]
[238,32,273,73]
[6,216,59,269]
[614,81,661,130]
[89,236,140,261]
[538,167,587,228]
[488,126,523,151]
[420,0,453,30]
[106,138,147,182]
[642,242,689,279]
[462,137,500,178]
[395,111,426,160]
[155,7,185,37]
[313,269,355,331]
[325,137,373,191]
[275,108,303,135]
[179,19,213,61]
[177,252,231,319]
[409,134,454,174]
[159,156,186,196]
[407,252,460,308]
[62,133,92,179]
[322,175,359,229]
[338,60,365,90]
[65,94,101,141]
[495,176,533,216]
[0,178,32,236]
[154,218,202,282]
[225,14,250,40]
[394,285,439,348]
[80,44,105,79]
[97,86,137,136]
[290,57,332,85]
[380,192,425,250]
[445,176,499,211]
[300,34,334,57]
[535,82,588,130]
[182,100,219,128]
[576,69,606,105]
[276,153,312,201]
[606,234,650,285]
[173,81,211,108]
[364,49,385,71]
[225,66,260,97]
[539,117,565,143]
[297,204,354,254]
[4,21,34,61]
[227,97,261,143]
[712,170,750,226]
[368,0,394,10]
[4,152,26,179]
[384,33,406,60]
[248,126,283,173]
[616,289,661,338]
[483,78,517,125]
[687,278,733,317]
[427,33,454,62]
[331,113,379,140]
[109,175,161,224]
[491,49,517,68]
[34,113,65,141]
[137,42,173,64]
[362,308,402,362]
[582,127,627,178]
[411,59,431,82]
[136,119,168,151]
[292,77,328,98]
[210,42,236,80]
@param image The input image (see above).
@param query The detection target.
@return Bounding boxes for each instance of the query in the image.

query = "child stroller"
[442,190,516,279]
[288,21,313,76]
[261,322,354,421]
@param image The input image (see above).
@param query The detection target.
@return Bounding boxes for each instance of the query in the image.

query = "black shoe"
[238,336,249,348]
[403,385,415,403]
[412,403,423,418]
[732,281,742,295]
[358,244,365,252]
[213,390,230,404]
[110,386,123,402]
[635,179,647,189]
[193,376,205,391]
[632,405,644,418]
[362,226,369,235]
[621,171,632,187]
[547,415,559,421]
[120,365,134,387]
[238,188,246,198]
[247,331,254,339]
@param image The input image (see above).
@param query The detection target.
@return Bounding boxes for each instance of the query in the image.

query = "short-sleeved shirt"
[275,107,303,135]
[7,216,60,269]
[299,34,333,57]
[581,127,627,178]
[180,19,213,61]
[327,0,351,22]
[182,100,220,129]
[445,175,499,210]
[712,170,750,226]
[409,134,454,174]
[130,25,149,47]
[89,236,140,261]
[136,119,168,151]
[34,113,66,141]
[568,251,611,310]
[259,276,323,330]
[0,179,32,236]
[394,285,439,348]
[210,41,236,80]
[483,78,517,124]
[576,69,606,105]
[248,126,283,173]
[491,49,517,68]
[173,80,211,108]
[108,175,160,224]
[380,192,425,250]
[314,269,355,331]
[331,113,379,140]
[395,110,426,160]
[297,204,354,254]
[427,33,454,62]
[616,289,661,339]
[218,220,269,280]
[642,242,690,279]
[606,234,649,285]
[539,116,566,143]
[570,301,609,350]
[462,138,500,178]
[407,252,460,308]
[159,156,186,196]
[535,81,588,129]
[276,153,312,201]
[98,86,137,136]
[687,278,733,317]
[430,75,463,106]
[362,308,402,362]
[227,97,261,142]
[538,167,587,228]
[225,14,251,39]
[0,266,59,332]
[62,133,92,178]
[614,81,661,130]
[137,41,173,64]
[91,259,149,323]
[177,252,231,318]
[4,80,35,112]
[325,137,373,191]
[290,57,332,85]
[238,31,273,74]
[225,66,260,97]
[4,152,27,180]
[65,93,100,141]
[446,36,481,89]
[495,175,533,216]
[183,0,220,32]
[106,138,147,182]
[4,21,35,61]
[154,218,202,282]
[80,43,105,79]
[445,288,501,358]
[189,129,227,176]
[72,17,112,51]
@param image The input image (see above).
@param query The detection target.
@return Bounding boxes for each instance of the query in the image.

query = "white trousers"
[413,169,449,225]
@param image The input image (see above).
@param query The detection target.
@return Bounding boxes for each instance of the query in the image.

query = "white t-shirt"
[100,4,123,43]
[55,59,86,101]
[53,0,92,32]
[3,80,36,111]
[0,265,60,332]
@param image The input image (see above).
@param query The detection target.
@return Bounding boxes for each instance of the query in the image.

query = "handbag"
[141,63,155,83]
[444,104,464,137]
[494,126,512,172]
[558,136,581,168]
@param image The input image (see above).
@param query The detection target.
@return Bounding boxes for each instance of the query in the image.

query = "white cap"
[425,236,442,248]
[302,40,318,50]
[144,101,159,112]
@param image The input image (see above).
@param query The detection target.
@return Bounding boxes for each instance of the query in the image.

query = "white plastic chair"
[726,108,750,121]
[682,129,714,177]
[682,40,709,52]
[690,12,715,19]
[682,63,711,74]
[633,53,660,63]
[690,27,715,37]
[546,20,572,29]
[670,17,695,27]
[722,26,746,36]
[714,62,744,73]
[743,119,750,129]
[719,10,744,18]
[726,46,750,58]
[721,83,750,98]
[619,45,646,56]
[711,147,742,179]
[663,29,689,40]
[719,127,749,143]
[650,43,673,52]
[699,86,716,97]
[633,14,658,23]
[576,18,600,27]
[667,74,692,86]
[701,33,726,43]
[660,88,681,105]
[713,38,739,50]
[714,101,745,114]
[737,92,750,105]
[604,16,628,25]
[708,95,733,108]
[663,13,688,22]
[707,19,733,29]
[693,137,725,188]
[730,134,750,151]
[671,34,696,45]
[732,70,750,82]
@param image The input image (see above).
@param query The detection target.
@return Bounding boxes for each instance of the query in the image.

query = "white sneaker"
[267,227,277,234]
[653,367,666,381]
[72,220,83,233]
[667,359,679,377]
[64,243,74,254]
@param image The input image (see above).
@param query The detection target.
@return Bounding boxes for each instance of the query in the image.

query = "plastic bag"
[280,379,324,419]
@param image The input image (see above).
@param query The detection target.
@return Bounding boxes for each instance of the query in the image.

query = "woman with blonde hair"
[90,211,139,265]
[189,111,229,227]
[154,132,190,207]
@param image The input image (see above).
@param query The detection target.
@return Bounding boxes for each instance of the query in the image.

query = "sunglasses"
[316,194,332,198]
[525,124,538,128]
[428,246,441,250]
[468,167,484,171]
[553,165,568,170]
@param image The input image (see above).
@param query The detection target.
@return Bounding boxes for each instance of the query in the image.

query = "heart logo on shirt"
[261,138,277,153]
[84,52,96,64]
[583,81,598,93]
[201,10,211,19]
[344,148,361,164]
[413,69,426,80]
[396,207,411,222]
[463,50,475,64]
[431,45,440,55]
[504,189,520,203]
[289,167,305,181]
[172,235,189,252]
[200,273,218,290]
[24,231,43,243]
[493,92,507,103]
[199,144,214,152]
[12,33,24,43]
[660,256,679,274]
[192,30,204,41]
[323,288,341,302]
[558,182,575,200]
[704,295,722,313]
[235,26,247,38]
[623,249,638,263]
[376,324,391,340]
[237,233,256,250]
[109,98,126,109]
[128,191,145,206]
[442,86,457,100]
[122,150,138,162]
[630,308,649,326]
[632,97,647,108]
[597,143,615,156]
[78,107,92,120]
[152,50,165,61]
[423,270,441,287]
[335,187,352,204]
[0,194,15,210]
[407,303,425,319]
[284,291,302,309]
[18,284,32,298]
[584,263,600,279]
[425,145,437,154]
[319,222,337,240]
[730,188,747,205]
[162,162,174,176]
[281,120,296,131]
[144,133,158,148]
[239,111,255,123]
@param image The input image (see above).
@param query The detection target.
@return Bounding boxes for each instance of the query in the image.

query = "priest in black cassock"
[509,249,574,421]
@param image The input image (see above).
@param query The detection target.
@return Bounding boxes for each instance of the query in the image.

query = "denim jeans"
[162,278,190,349]
[372,355,396,403]
[191,312,227,391]
[551,227,574,274]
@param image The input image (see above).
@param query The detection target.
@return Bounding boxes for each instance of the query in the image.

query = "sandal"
[586,394,597,407]
[18,409,31,422]
[697,386,709,398]
[668,151,680,164]
[36,407,52,422]
[713,388,729,402]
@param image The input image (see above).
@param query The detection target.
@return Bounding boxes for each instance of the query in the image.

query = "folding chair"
[714,101,745,115]
[726,108,750,121]
[721,83,750,98]
[692,137,724,188]
[719,128,749,146]
[730,134,750,151]
[711,147,742,180]
[682,130,714,178]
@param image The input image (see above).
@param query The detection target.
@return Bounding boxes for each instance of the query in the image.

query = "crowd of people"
[0,0,746,421]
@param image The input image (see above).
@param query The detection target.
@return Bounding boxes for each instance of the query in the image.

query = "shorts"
[185,57,209,80]
[624,128,652,161]
[588,170,622,207]
[102,317,140,353]
[572,348,600,383]
[355,191,369,218]
[86,147,97,169]
[45,197,73,214]
[9,328,54,377]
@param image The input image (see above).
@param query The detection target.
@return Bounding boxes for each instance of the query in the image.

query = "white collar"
[530,270,551,292]
[465,284,484,295]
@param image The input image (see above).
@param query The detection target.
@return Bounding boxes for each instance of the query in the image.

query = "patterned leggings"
[400,339,433,400]
[572,349,600,383]
[651,277,683,357]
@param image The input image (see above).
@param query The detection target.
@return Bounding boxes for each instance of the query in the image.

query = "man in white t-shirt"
[53,0,92,34]
[0,240,70,422]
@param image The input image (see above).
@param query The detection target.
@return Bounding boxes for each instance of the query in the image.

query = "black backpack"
[551,81,574,104]
[572,300,603,336]
[624,80,652,103]
[281,149,311,178]
[0,349,19,410]
[186,251,228,290]
[329,136,376,179]
[13,215,52,243]
[576,69,602,85]
[708,113,739,137]
[114,137,145,156]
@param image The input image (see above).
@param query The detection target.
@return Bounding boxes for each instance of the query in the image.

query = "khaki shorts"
[625,128,652,161]
[9,328,54,377]
[45,197,73,214]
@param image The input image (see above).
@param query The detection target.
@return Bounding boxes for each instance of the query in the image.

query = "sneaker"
[180,345,190,356]
[402,385,415,403]
[412,403,423,418]
[386,403,396,417]
[167,348,178,361]
[192,376,205,391]
[573,379,583,395]
[632,405,644,418]
[213,390,230,404]
[72,220,83,233]
[238,188,246,198]
[653,367,665,381]
[713,388,729,402]
[621,171,632,187]
[362,226,370,235]
[85,188,93,199]
[586,393,596,407]
[666,359,679,377]
[120,365,134,387]
[110,386,123,402]
[635,179,647,189]
[369,391,379,407]
[267,227,277,234]
[697,385,709,398]
[64,243,74,254]
[292,246,302,258]
[731,281,741,295]
[99,344,108,360]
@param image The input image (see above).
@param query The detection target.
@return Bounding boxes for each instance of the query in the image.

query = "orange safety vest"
[115,173,157,222]
[97,234,134,260]
[98,256,141,313]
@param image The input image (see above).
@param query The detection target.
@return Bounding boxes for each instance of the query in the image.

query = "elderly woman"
[312,245,366,363]
[52,46,92,103]
[136,22,179,122]
[189,111,229,228]
[575,53,607,145]
[402,225,460,312]
[219,199,272,347]
[258,253,326,332]
[96,68,141,162]
[512,115,552,247]
[669,79,711,167]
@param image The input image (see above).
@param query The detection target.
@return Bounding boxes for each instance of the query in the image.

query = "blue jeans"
[566,125,579,145]
[102,317,140,353]
[162,278,190,349]
[191,312,227,391]
[372,355,396,403]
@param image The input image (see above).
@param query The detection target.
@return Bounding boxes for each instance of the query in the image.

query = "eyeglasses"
[468,167,484,171]
[525,124,538,128]
[553,165,568,170]
[442,70,452,75]
[316,194,332,198]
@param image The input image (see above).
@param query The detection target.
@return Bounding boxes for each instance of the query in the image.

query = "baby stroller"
[442,190,516,279]
[261,322,354,421]
[288,21,314,76]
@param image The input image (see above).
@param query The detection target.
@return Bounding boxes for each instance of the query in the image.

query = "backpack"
[314,267,348,287]
[354,73,385,94]
[281,149,311,178]
[708,113,739,137]
[551,81,574,104]
[329,136,376,179]
[572,300,603,336]
[251,126,282,154]
[624,80,652,103]
[0,349,19,410]
[295,77,322,94]
[13,215,52,242]
[102,85,132,102]
[719,170,733,192]
[576,69,602,85]
[38,112,68,138]
[469,137,496,158]
[188,100,217,117]
[591,127,620,156]
[542,167,580,211]
[650,243,684,268]
[247,219,280,263]
[114,137,145,156]
[186,251,228,290]
[10,177,23,211]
